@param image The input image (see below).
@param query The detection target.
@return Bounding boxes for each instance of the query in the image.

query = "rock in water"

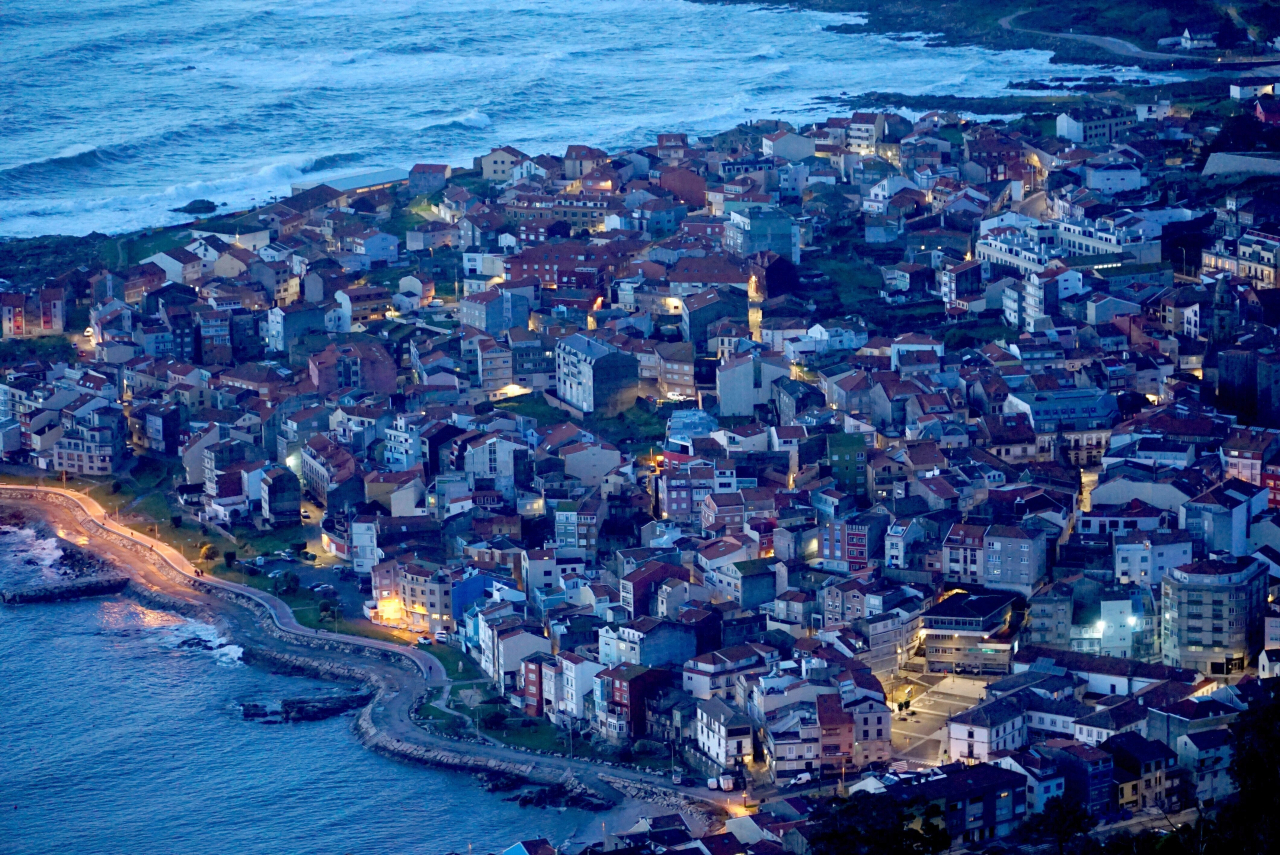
[280,690,373,722]
[172,199,217,215]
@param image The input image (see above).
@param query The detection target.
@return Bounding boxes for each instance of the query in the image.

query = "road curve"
[998,12,1185,62]
[3,484,444,680]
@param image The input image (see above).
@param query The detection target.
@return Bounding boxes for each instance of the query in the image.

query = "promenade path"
[3,485,732,812]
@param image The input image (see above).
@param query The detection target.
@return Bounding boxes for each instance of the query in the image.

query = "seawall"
[2,572,128,604]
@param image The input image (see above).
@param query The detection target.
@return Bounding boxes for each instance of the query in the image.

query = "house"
[762,131,816,161]
[1176,729,1235,807]
[885,762,1028,847]
[717,352,791,418]
[555,334,641,416]
[949,696,1027,764]
[142,248,202,285]
[992,748,1066,813]
[409,163,451,195]
[479,146,529,181]
[1101,732,1178,811]
[695,696,754,773]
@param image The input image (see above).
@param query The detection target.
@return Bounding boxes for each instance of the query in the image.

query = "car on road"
[312,584,336,596]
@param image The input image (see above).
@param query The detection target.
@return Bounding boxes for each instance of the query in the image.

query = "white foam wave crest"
[2,0,1191,237]
[158,618,243,666]
[0,525,67,583]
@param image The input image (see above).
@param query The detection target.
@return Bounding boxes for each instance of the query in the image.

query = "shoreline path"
[2,485,732,813]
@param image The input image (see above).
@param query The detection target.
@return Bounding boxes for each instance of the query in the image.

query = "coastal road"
[3,485,736,814]
[998,13,1190,63]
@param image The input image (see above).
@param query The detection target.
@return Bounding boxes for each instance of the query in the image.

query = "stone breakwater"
[2,573,128,604]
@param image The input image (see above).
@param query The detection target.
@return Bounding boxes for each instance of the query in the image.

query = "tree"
[110,481,121,494]
[1217,687,1280,853]
[170,515,182,529]
[199,543,217,561]
[480,710,507,730]
[807,791,950,855]
[223,550,236,568]
[318,599,340,625]
[279,571,300,595]
[1217,17,1246,49]
[1025,796,1095,855]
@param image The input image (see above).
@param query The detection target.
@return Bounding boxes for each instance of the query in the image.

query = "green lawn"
[487,718,567,753]
[0,337,75,364]
[415,689,456,723]
[496,393,568,427]
[813,257,884,315]
[588,407,666,450]
[942,320,1017,350]
[124,229,192,267]
[382,207,426,240]
[428,644,485,681]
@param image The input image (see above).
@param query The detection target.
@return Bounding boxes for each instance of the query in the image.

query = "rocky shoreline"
[0,508,129,603]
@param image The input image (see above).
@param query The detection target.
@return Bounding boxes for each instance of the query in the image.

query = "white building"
[555,651,605,722]
[948,696,1026,764]
[1114,531,1192,586]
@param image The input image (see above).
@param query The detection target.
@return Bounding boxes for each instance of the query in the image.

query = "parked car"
[790,772,812,787]
[417,636,433,646]
[434,630,449,643]
[300,551,316,561]
[301,511,312,521]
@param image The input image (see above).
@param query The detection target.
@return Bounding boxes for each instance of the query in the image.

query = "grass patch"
[496,393,568,427]
[813,257,884,315]
[416,689,456,723]
[0,336,75,364]
[382,207,426,240]
[588,407,666,452]
[942,320,1017,350]
[487,718,567,752]
[124,229,192,267]
[132,492,173,524]
[129,456,181,490]
[428,644,486,681]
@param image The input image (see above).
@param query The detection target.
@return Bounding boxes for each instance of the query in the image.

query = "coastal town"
[6,74,1280,855]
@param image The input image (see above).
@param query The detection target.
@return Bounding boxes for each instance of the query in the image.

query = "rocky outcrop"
[1,573,127,603]
[282,690,375,722]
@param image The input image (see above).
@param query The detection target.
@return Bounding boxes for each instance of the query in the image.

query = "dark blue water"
[0,598,593,855]
[0,0,1159,237]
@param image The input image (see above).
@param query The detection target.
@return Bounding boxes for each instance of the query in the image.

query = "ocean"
[2,0,1157,238]
[0,528,598,855]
